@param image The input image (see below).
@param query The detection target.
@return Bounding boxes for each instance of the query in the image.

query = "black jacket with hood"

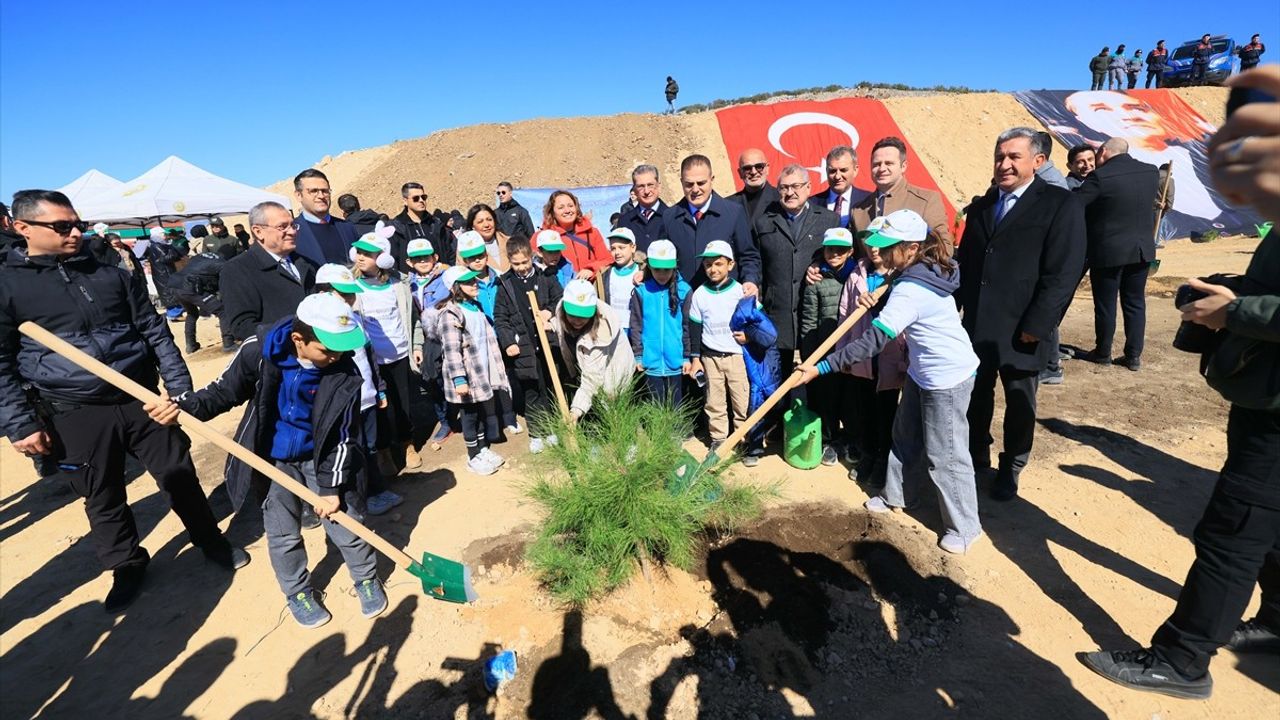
[391,209,454,273]
[0,246,191,441]
[493,266,563,381]
[176,317,364,509]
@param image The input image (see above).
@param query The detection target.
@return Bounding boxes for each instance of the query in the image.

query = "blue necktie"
[995,193,1016,225]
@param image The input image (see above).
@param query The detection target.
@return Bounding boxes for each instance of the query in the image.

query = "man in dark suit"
[809,145,871,228]
[1074,138,1159,371]
[956,127,1086,501]
[290,169,361,267]
[220,201,317,341]
[754,164,841,374]
[726,148,781,226]
[661,154,760,292]
[615,164,669,253]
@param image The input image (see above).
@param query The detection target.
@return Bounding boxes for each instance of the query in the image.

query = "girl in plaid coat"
[438,266,510,476]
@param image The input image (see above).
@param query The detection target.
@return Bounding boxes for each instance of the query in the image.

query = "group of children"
[151,205,987,629]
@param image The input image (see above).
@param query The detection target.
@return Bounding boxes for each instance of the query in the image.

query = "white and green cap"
[442,265,480,289]
[316,263,364,294]
[457,230,487,259]
[352,232,390,254]
[863,209,928,248]
[822,227,854,248]
[697,239,734,261]
[646,239,678,269]
[296,292,366,352]
[561,279,599,318]
[606,226,636,245]
[535,228,565,252]
[406,238,435,258]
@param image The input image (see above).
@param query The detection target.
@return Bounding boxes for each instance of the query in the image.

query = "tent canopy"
[73,155,288,224]
[57,169,125,204]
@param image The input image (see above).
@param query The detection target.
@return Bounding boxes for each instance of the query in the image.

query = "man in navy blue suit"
[808,145,871,228]
[660,154,760,293]
[290,169,360,266]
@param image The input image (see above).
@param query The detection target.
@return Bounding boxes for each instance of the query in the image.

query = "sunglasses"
[739,163,768,174]
[408,195,427,202]
[21,219,88,236]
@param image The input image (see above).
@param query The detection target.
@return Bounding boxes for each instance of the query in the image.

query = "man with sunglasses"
[291,169,361,266]
[727,148,781,226]
[0,190,249,613]
[494,181,535,240]
[391,181,453,272]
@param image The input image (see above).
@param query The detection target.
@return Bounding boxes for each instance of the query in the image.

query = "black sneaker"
[1226,617,1280,654]
[221,338,238,353]
[104,563,148,614]
[1080,649,1212,700]
[1078,349,1112,366]
[990,467,1018,502]
[1116,355,1142,372]
[820,445,839,466]
[185,343,202,354]
[203,541,251,570]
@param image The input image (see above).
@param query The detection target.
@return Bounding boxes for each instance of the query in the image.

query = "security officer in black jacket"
[0,190,248,614]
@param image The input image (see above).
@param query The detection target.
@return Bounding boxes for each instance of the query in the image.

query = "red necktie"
[834,194,844,216]
[694,210,703,221]
[642,208,653,221]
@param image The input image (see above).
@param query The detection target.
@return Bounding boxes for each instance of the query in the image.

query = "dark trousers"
[361,407,387,496]
[968,363,1039,477]
[1145,69,1163,88]
[174,290,230,349]
[511,364,553,437]
[1151,405,1280,678]
[1090,261,1149,360]
[850,376,900,469]
[646,374,684,409]
[809,372,852,447]
[1191,63,1208,84]
[45,400,225,570]
[1091,71,1105,90]
[375,357,414,451]
[459,401,487,459]
[1126,72,1138,89]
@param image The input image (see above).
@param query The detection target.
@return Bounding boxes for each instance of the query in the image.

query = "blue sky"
[2,1,1276,202]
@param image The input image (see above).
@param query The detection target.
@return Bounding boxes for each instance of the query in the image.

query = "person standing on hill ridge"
[1090,47,1111,90]
[1146,41,1168,88]
[1236,34,1265,72]
[1108,44,1127,90]
[665,76,679,114]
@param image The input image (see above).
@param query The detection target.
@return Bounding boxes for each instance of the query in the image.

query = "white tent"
[57,169,125,204]
[74,155,288,224]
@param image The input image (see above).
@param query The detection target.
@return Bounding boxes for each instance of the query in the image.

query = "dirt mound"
[272,87,1227,220]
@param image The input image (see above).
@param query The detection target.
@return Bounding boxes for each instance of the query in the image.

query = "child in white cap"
[601,226,641,335]
[798,210,982,555]
[629,239,691,407]
[439,266,510,475]
[553,279,634,420]
[404,237,454,445]
[534,229,574,289]
[798,227,859,467]
[687,240,750,454]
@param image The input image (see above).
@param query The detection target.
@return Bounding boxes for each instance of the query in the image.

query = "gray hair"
[249,201,288,227]
[631,164,659,184]
[778,163,809,182]
[1100,137,1129,156]
[995,127,1043,156]
[826,145,857,165]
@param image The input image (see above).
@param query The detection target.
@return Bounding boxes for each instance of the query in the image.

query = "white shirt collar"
[828,187,853,206]
[1002,178,1034,200]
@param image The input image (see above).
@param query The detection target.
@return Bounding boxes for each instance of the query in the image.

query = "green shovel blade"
[407,551,478,604]
[667,449,724,500]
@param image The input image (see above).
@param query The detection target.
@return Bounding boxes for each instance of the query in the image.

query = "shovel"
[671,279,894,490]
[19,321,477,604]
[527,291,575,433]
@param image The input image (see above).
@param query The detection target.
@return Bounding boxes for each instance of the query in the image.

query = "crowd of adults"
[1088,33,1265,89]
[0,64,1277,702]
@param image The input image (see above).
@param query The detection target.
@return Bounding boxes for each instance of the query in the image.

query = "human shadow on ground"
[646,529,1107,719]
[0,453,145,544]
[1041,417,1218,539]
[1,519,238,719]
[527,609,635,720]
[982,490,1182,649]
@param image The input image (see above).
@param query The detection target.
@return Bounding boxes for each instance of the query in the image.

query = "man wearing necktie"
[850,136,953,244]
[660,154,760,292]
[955,127,1086,502]
[615,165,669,254]
[220,201,317,341]
[809,145,870,228]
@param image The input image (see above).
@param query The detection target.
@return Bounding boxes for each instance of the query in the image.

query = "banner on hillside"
[714,98,955,222]
[1013,89,1261,237]
[513,184,632,230]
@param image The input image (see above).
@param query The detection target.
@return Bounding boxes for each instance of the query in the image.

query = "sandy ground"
[2,234,1277,719]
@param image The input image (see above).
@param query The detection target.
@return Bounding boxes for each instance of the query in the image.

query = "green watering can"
[783,397,823,470]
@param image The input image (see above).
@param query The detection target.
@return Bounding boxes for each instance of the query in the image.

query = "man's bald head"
[1097,137,1129,165]
[737,148,770,189]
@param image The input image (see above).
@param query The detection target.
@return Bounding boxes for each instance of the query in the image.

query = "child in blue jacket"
[628,240,691,406]
[730,295,780,467]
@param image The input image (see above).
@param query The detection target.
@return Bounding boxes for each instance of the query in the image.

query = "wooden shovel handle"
[527,291,574,424]
[18,321,417,569]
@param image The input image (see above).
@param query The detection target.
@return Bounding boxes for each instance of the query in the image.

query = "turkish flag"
[715,98,954,221]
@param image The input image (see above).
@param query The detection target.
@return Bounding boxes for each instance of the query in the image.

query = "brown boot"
[403,442,423,470]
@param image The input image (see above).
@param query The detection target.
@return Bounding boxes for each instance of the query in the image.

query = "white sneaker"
[939,531,980,555]
[467,455,498,476]
[480,447,505,467]
[864,496,894,514]
[505,423,523,435]
[529,437,546,455]
[546,434,559,448]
